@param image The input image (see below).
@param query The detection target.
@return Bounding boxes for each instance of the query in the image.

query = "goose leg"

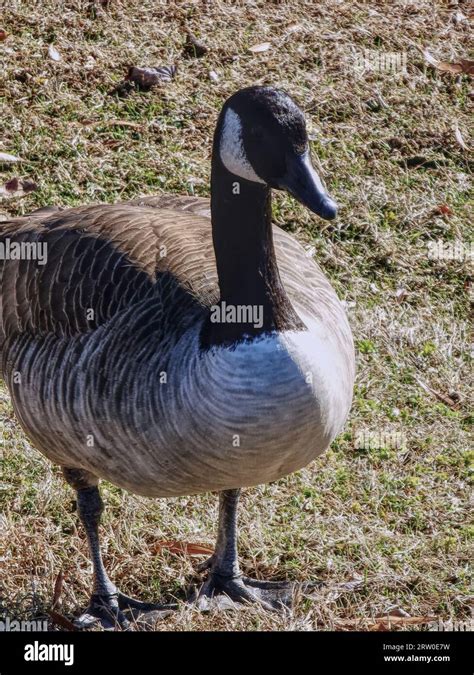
[194,489,296,611]
[63,468,174,629]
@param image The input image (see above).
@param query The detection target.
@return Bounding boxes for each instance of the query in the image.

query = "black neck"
[201,129,304,348]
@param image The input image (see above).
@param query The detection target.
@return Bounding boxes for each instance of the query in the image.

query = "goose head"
[216,86,337,220]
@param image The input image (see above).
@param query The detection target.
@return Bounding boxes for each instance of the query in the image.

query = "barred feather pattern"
[0,196,355,497]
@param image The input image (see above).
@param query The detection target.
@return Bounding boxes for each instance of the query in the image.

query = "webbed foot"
[74,592,176,630]
[193,573,298,612]
[74,592,130,630]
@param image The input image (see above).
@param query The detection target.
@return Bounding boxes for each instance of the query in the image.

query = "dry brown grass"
[0,0,472,631]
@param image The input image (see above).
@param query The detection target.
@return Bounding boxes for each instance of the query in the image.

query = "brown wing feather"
[1,193,340,367]
[0,201,218,354]
[124,194,211,218]
[122,194,335,318]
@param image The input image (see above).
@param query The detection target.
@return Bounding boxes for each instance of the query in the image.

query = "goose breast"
[0,198,354,497]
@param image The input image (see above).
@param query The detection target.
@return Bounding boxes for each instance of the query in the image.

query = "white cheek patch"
[219,108,265,183]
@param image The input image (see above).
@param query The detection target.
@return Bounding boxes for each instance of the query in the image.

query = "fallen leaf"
[437,62,462,74]
[333,615,436,631]
[423,50,474,75]
[286,24,303,34]
[152,541,214,557]
[435,203,453,216]
[0,30,7,41]
[0,152,23,163]
[109,65,176,97]
[248,42,271,53]
[454,124,469,150]
[209,70,219,83]
[4,177,18,192]
[126,65,176,88]
[48,44,61,62]
[52,571,64,610]
[395,288,408,302]
[48,609,76,632]
[131,66,176,89]
[422,50,440,67]
[0,178,38,199]
[183,32,208,58]
[457,59,474,75]
[415,377,460,409]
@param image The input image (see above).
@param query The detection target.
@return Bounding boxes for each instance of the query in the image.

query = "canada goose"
[0,86,355,628]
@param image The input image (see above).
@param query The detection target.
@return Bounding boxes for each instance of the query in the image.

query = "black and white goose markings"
[0,86,355,626]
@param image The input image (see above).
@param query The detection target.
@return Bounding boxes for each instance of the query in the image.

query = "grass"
[0,0,472,631]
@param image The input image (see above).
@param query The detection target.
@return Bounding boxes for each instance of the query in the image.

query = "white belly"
[10,313,354,498]
[163,318,354,495]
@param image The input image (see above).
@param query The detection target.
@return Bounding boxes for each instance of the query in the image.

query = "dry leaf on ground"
[249,42,271,53]
[48,609,77,632]
[52,571,64,610]
[435,204,453,216]
[423,51,474,75]
[110,65,176,96]
[333,615,436,631]
[48,44,61,61]
[0,178,38,199]
[454,125,469,150]
[152,541,214,557]
[126,65,176,89]
[415,377,460,409]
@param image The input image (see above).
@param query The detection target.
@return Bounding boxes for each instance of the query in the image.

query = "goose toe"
[74,592,176,630]
[74,594,131,631]
[191,574,299,612]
